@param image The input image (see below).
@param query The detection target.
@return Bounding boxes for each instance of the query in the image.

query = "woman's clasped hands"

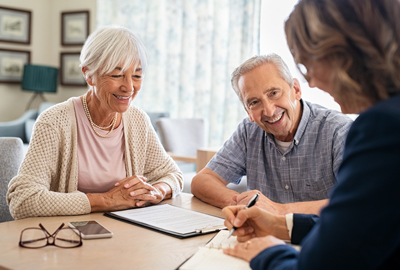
[100,175,165,210]
[221,205,289,262]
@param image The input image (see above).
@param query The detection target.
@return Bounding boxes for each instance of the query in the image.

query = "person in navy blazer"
[221,0,400,269]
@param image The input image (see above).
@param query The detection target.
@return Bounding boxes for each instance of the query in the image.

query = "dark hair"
[285,0,400,110]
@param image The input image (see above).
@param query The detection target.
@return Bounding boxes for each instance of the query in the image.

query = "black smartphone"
[68,220,113,239]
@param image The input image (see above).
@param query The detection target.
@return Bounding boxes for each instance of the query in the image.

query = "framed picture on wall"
[0,6,31,44]
[60,52,86,86]
[0,48,30,83]
[61,10,89,46]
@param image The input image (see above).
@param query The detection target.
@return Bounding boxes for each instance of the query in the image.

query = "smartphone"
[68,220,113,239]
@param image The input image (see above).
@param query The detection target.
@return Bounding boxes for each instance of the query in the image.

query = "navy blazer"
[250,95,400,270]
[291,214,319,245]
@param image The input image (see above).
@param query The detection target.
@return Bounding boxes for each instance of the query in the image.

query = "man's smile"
[265,111,284,124]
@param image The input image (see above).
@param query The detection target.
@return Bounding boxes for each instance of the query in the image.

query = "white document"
[179,230,251,270]
[109,204,225,235]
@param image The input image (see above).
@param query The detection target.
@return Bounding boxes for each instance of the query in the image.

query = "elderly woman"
[7,26,183,219]
[222,0,400,269]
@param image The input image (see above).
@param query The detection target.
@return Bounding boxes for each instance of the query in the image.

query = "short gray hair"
[80,25,147,79]
[231,54,294,105]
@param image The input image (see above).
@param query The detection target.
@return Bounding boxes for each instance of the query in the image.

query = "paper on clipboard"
[179,230,251,270]
[105,204,226,237]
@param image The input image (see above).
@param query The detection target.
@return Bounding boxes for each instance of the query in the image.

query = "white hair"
[231,54,294,105]
[80,25,147,79]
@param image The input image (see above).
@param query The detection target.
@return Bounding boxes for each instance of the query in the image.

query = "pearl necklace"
[82,94,118,138]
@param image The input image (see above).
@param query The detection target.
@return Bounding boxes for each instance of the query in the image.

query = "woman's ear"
[81,67,94,86]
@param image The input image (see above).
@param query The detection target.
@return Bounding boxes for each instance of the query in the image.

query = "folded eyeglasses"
[19,223,82,248]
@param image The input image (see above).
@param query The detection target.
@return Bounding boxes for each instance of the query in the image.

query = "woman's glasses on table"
[19,223,82,248]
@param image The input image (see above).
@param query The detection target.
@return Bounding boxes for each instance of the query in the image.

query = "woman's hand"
[87,176,172,212]
[115,176,172,207]
[223,236,285,262]
[222,205,290,242]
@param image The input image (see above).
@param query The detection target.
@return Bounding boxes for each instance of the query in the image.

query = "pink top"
[72,97,126,193]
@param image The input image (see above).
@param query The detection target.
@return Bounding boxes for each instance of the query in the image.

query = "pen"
[227,193,260,239]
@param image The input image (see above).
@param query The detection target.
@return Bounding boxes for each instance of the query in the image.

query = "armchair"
[0,102,55,145]
[0,137,24,222]
[156,118,248,194]
[0,110,37,143]
[156,118,205,193]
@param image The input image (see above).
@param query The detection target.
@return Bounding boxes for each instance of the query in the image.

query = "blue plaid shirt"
[207,100,353,203]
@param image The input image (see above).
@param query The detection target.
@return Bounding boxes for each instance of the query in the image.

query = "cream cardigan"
[7,98,183,219]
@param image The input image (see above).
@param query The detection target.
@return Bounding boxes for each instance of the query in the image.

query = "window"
[260,0,357,120]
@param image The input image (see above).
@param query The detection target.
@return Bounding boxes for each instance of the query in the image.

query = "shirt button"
[282,157,286,161]
[295,140,299,145]
[285,185,289,190]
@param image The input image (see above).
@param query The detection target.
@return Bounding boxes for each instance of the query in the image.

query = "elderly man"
[191,54,353,215]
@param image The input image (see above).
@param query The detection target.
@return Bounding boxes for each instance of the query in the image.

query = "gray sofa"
[0,102,55,152]
[0,137,24,222]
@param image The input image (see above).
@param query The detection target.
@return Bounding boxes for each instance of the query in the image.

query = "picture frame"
[60,52,86,86]
[61,10,89,46]
[0,48,30,83]
[0,6,31,44]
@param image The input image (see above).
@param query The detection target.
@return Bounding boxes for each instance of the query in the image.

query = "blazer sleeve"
[291,214,319,245]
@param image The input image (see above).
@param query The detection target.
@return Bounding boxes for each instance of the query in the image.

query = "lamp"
[22,64,58,110]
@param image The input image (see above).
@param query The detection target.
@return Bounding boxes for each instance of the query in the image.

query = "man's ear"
[293,78,302,101]
[82,67,94,86]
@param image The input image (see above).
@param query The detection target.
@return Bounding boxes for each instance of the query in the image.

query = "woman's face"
[91,64,143,114]
[307,60,353,114]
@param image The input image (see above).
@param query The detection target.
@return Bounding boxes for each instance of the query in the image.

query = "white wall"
[0,0,96,121]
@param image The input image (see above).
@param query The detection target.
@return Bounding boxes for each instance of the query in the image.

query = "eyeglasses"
[19,223,82,248]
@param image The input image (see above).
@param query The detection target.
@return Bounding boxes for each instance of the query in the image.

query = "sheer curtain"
[97,0,261,147]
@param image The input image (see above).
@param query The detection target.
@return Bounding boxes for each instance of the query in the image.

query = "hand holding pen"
[227,193,260,239]
[222,193,291,242]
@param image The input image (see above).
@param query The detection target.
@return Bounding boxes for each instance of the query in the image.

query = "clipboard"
[104,204,226,238]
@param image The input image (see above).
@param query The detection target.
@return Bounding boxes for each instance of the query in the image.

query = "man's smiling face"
[239,63,302,142]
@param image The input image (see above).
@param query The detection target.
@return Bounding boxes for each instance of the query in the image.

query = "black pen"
[227,193,260,239]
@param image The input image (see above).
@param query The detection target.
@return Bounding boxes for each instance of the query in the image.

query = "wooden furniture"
[0,193,223,270]
[169,147,219,173]
[195,148,219,173]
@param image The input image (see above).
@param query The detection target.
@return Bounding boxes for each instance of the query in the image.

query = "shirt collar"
[293,99,309,146]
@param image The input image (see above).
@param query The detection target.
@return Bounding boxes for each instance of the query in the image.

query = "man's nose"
[262,100,275,117]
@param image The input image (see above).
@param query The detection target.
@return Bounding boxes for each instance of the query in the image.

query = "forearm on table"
[86,193,111,212]
[191,174,238,208]
[282,199,329,215]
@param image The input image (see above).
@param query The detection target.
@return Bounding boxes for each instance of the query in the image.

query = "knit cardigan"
[7,98,183,219]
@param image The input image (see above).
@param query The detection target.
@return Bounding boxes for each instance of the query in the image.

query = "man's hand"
[232,190,329,215]
[232,190,287,215]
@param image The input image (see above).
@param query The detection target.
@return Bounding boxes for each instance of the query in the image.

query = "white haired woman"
[7,26,183,219]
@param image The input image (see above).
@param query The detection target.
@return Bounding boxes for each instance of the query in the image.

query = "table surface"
[0,193,224,270]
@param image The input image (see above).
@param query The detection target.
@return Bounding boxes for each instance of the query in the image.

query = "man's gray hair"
[80,25,147,80]
[231,54,294,105]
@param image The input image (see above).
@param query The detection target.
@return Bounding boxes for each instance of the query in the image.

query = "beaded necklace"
[82,94,118,138]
